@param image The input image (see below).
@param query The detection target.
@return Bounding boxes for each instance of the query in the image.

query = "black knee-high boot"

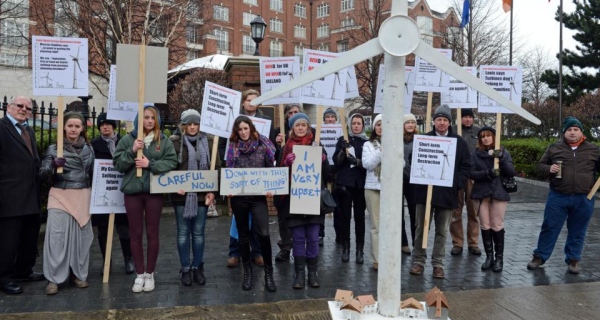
[292,256,305,289]
[492,229,504,272]
[481,229,494,271]
[306,257,320,287]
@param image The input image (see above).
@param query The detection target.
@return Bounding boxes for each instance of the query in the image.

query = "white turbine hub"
[378,15,420,57]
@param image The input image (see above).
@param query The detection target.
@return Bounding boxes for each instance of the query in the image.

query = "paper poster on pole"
[300,49,347,107]
[106,65,138,121]
[115,44,168,103]
[441,66,478,109]
[344,65,360,100]
[150,170,219,194]
[200,81,241,138]
[409,135,457,187]
[259,56,301,105]
[312,124,342,165]
[32,36,89,96]
[414,48,452,93]
[220,167,289,196]
[89,160,126,214]
[374,65,415,114]
[224,116,272,160]
[290,145,322,215]
[478,65,523,114]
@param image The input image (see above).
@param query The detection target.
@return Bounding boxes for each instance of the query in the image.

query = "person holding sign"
[409,105,471,280]
[402,113,419,255]
[113,104,177,293]
[91,113,134,275]
[320,107,338,246]
[39,112,95,295]
[170,109,218,286]
[279,113,330,289]
[362,114,383,271]
[333,113,368,264]
[527,117,600,275]
[225,116,277,292]
[469,127,516,272]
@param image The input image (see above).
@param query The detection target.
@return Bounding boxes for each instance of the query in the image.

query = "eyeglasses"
[13,103,32,111]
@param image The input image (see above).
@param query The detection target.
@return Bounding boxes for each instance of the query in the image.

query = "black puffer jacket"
[39,143,95,189]
[470,147,516,201]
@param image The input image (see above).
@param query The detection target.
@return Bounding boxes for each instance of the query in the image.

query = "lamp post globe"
[250,15,267,56]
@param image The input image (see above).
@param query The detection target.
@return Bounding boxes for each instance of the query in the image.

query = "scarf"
[182,133,210,219]
[143,131,155,148]
[101,133,118,156]
[568,135,586,148]
[348,129,368,141]
[281,131,314,167]
[372,138,382,181]
[64,136,86,155]
[226,135,276,167]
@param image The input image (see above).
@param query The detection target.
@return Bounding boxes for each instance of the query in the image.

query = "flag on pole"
[460,0,470,28]
[502,0,511,12]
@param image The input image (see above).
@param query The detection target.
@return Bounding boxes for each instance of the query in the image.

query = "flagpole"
[509,0,513,66]
[558,0,563,130]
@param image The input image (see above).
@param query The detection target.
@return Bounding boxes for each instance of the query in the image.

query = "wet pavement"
[1,178,600,318]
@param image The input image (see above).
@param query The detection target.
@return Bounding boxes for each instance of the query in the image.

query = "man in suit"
[0,96,45,294]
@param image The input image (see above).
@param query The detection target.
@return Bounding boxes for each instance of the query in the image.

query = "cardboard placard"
[478,65,523,114]
[200,81,241,138]
[441,66,478,109]
[374,64,415,114]
[313,124,342,165]
[150,170,219,194]
[414,48,452,93]
[220,167,289,196]
[107,65,139,121]
[300,49,347,107]
[89,160,126,214]
[259,56,301,105]
[115,44,168,103]
[410,135,458,187]
[290,145,322,215]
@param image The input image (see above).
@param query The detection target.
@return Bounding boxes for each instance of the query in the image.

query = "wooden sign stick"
[136,46,147,177]
[587,178,600,200]
[421,92,434,249]
[456,108,462,137]
[494,112,502,170]
[339,108,349,155]
[56,96,64,173]
[210,137,219,171]
[279,104,285,146]
[102,213,115,283]
[315,105,323,145]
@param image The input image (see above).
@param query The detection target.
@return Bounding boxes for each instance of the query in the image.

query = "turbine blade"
[413,41,541,125]
[251,38,384,106]
[75,61,83,72]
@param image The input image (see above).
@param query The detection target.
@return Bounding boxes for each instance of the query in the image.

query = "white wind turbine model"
[71,45,83,89]
[252,1,540,317]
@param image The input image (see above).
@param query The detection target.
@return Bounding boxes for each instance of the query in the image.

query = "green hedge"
[502,138,550,179]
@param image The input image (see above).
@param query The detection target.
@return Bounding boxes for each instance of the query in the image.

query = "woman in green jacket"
[113,104,177,293]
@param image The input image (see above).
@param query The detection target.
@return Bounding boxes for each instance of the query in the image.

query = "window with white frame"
[270,18,283,33]
[213,5,229,21]
[186,25,198,43]
[317,24,329,38]
[270,40,283,57]
[242,34,254,54]
[55,0,79,20]
[417,16,433,45]
[337,40,349,52]
[243,0,258,5]
[294,3,306,18]
[187,50,200,61]
[341,0,354,11]
[317,3,330,18]
[447,26,460,45]
[106,34,115,60]
[0,53,27,67]
[317,43,329,52]
[2,20,27,47]
[243,12,258,26]
[294,25,306,38]
[54,24,78,38]
[2,0,29,17]
[294,45,303,62]
[186,2,199,19]
[214,29,229,52]
[270,0,283,11]
[340,17,355,28]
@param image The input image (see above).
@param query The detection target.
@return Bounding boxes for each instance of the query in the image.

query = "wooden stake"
[136,45,147,177]
[210,137,219,171]
[279,104,285,146]
[456,108,462,136]
[56,96,64,174]
[315,105,323,144]
[587,178,600,200]
[426,92,433,132]
[494,112,502,170]
[102,213,115,283]
[421,91,434,248]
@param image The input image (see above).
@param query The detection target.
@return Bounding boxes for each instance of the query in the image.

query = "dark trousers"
[124,193,164,274]
[334,185,366,246]
[231,196,273,267]
[402,180,417,247]
[92,214,131,261]
[276,196,293,249]
[0,214,41,285]
[291,224,320,258]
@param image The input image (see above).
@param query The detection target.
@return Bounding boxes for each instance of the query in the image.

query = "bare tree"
[0,0,34,68]
[518,47,553,105]
[168,68,228,118]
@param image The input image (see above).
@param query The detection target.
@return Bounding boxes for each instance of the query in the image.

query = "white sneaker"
[143,272,155,292]
[132,273,145,293]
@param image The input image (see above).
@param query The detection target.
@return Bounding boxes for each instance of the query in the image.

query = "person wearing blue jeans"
[528,116,600,274]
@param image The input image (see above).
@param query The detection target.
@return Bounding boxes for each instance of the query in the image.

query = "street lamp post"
[250,15,267,56]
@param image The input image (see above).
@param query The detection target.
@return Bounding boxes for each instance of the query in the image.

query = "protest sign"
[300,49,347,107]
[259,56,301,105]
[410,135,457,187]
[478,65,523,114]
[290,146,322,215]
[115,44,168,103]
[220,167,289,196]
[374,64,415,114]
[150,170,219,194]
[313,124,342,165]
[441,66,478,109]
[414,48,452,93]
[344,65,360,100]
[107,65,138,121]
[200,81,241,138]
[89,160,125,214]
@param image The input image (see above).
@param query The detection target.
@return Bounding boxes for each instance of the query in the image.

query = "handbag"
[501,176,517,193]
[320,188,337,213]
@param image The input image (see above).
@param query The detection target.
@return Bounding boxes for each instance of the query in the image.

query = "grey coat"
[39,143,95,189]
[452,124,481,154]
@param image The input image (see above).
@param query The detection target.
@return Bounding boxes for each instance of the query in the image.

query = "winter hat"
[323,108,337,121]
[373,114,383,127]
[478,126,496,137]
[461,108,474,118]
[432,104,452,122]
[288,112,310,128]
[562,116,583,133]
[404,113,417,124]
[64,111,85,126]
[97,112,116,129]
[180,109,201,125]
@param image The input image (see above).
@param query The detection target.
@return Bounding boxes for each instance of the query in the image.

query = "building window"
[294,25,306,38]
[340,17,355,28]
[243,12,258,26]
[214,29,229,52]
[186,3,199,19]
[317,24,329,38]
[341,0,354,12]
[270,41,283,57]
[2,20,27,47]
[243,0,258,5]
[55,0,79,20]
[187,50,200,61]
[0,53,27,67]
[54,25,78,38]
[337,40,349,52]
[317,43,329,52]
[213,5,229,21]
[186,25,198,43]
[2,0,29,17]
[294,3,306,18]
[317,3,330,18]
[294,45,303,62]
[270,18,283,33]
[270,0,283,12]
[417,16,433,45]
[242,34,254,55]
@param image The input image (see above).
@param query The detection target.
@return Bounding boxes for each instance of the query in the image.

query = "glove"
[493,149,504,158]
[322,153,327,162]
[284,153,296,166]
[489,168,500,177]
[341,140,351,149]
[52,157,66,168]
[347,154,358,166]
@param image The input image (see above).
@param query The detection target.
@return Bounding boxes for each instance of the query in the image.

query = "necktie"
[16,123,33,156]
